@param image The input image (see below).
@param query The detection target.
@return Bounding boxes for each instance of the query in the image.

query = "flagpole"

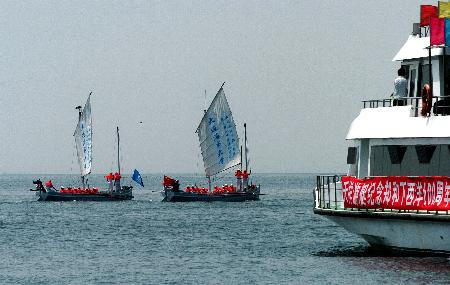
[429,46,433,98]
[428,16,432,99]
[444,45,446,95]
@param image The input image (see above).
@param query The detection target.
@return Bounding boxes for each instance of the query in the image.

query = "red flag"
[421,5,438,27]
[163,175,175,186]
[430,17,445,46]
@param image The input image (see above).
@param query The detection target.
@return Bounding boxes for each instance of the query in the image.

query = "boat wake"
[314,245,450,257]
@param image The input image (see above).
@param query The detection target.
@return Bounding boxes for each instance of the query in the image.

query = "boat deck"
[162,188,260,202]
[37,190,133,201]
[315,175,450,217]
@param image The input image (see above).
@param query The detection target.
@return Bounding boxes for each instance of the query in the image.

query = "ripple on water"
[1,174,450,284]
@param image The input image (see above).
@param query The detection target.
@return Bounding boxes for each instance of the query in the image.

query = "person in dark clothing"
[172,180,180,192]
[32,179,45,192]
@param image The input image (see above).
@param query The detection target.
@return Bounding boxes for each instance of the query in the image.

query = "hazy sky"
[0,1,428,174]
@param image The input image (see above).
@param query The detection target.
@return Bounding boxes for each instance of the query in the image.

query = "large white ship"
[314,4,450,254]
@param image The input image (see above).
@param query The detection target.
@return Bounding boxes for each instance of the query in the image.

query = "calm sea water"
[1,173,449,284]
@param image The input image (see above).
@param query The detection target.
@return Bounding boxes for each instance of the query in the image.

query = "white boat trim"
[346,107,450,140]
[393,35,443,62]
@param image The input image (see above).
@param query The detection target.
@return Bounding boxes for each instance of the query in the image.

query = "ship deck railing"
[362,95,450,117]
[315,175,450,215]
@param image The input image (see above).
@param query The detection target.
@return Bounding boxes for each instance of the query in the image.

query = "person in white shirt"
[393,68,408,106]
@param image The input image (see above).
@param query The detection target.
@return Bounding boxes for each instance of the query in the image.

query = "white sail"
[197,87,240,177]
[74,95,93,176]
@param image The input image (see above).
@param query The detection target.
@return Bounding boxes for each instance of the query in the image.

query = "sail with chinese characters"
[74,95,93,176]
[196,86,240,177]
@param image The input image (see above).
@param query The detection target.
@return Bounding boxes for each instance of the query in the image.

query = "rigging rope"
[210,164,240,185]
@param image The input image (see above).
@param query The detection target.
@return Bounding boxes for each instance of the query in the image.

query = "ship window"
[419,64,431,92]
[415,145,436,164]
[347,147,357,164]
[409,69,416,97]
[445,55,450,95]
[387,145,407,164]
[401,65,410,80]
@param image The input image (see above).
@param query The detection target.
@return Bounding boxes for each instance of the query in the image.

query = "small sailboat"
[30,93,133,201]
[162,83,260,202]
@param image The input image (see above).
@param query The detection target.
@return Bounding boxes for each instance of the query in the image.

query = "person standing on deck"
[393,68,408,106]
[45,180,56,192]
[114,172,121,192]
[171,180,180,192]
[242,170,249,190]
[105,172,114,192]
[235,169,243,191]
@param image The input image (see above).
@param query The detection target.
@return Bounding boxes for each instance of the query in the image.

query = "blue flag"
[132,169,144,187]
[445,18,450,47]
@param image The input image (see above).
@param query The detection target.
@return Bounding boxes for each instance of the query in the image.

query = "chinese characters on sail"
[74,96,92,176]
[220,113,238,160]
[208,116,224,165]
[342,176,450,211]
[80,122,92,171]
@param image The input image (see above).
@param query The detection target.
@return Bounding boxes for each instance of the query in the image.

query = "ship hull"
[162,188,260,202]
[314,208,450,254]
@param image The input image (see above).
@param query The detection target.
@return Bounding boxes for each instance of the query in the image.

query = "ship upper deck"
[347,104,450,140]
[354,25,450,140]
[393,35,446,62]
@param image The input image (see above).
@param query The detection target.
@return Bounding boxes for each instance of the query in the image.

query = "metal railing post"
[327,176,331,209]
[322,176,325,208]
[316,176,320,208]
[334,175,337,210]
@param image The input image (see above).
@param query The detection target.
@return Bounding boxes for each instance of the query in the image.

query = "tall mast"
[117,126,121,174]
[240,145,243,171]
[204,89,207,114]
[244,123,248,172]
[75,105,84,188]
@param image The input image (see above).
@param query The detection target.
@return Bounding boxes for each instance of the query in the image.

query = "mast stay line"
[195,82,226,133]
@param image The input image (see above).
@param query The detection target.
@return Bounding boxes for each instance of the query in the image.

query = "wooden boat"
[30,93,133,201]
[32,180,133,201]
[162,83,261,202]
[162,187,259,202]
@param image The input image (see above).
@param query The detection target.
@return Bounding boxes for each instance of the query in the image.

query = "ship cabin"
[348,23,450,180]
[316,23,450,212]
[314,9,450,255]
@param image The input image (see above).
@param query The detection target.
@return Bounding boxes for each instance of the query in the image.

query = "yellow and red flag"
[439,1,450,18]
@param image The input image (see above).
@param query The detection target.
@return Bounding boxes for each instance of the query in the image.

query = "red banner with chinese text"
[342,176,450,211]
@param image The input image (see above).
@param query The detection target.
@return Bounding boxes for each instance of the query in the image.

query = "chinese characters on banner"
[342,176,450,211]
